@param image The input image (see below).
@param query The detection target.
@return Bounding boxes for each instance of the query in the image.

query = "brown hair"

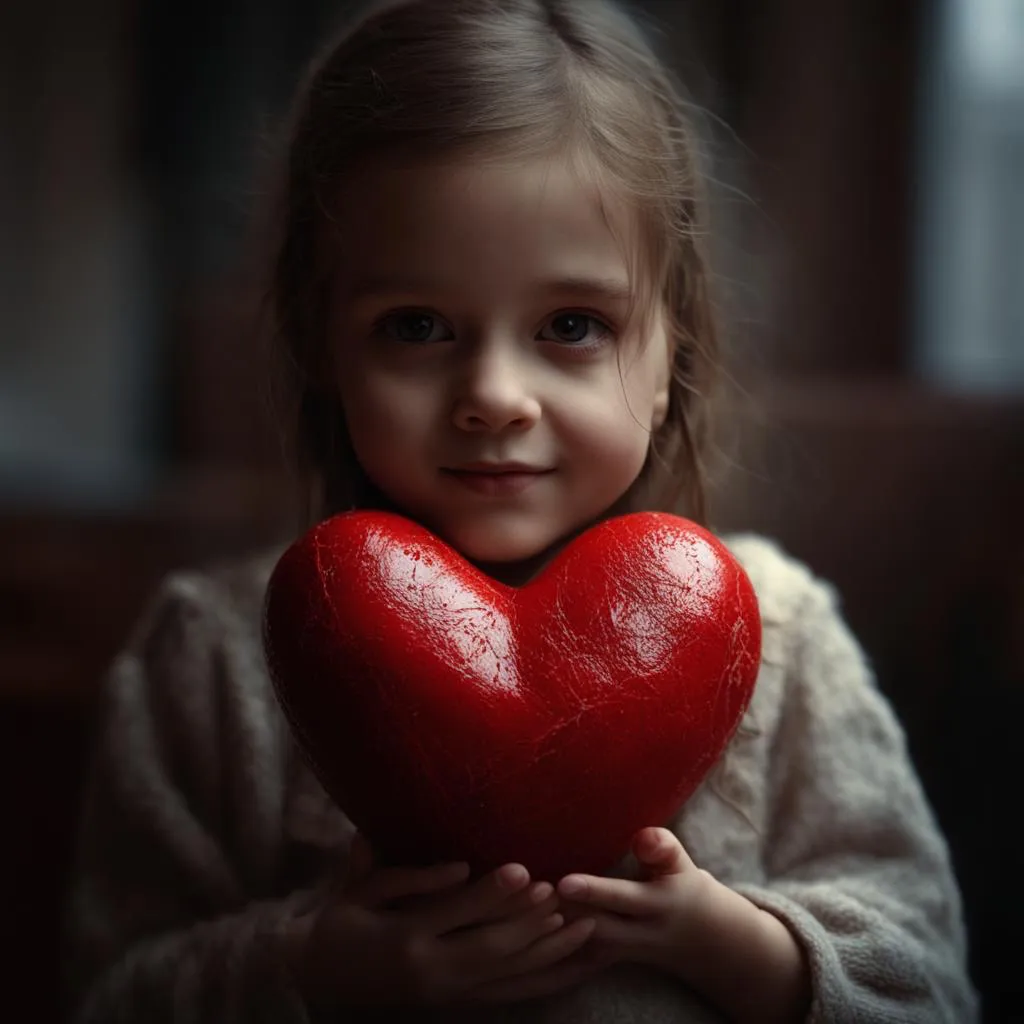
[269,0,721,527]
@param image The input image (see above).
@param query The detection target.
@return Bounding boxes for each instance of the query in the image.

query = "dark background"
[1,0,1022,1020]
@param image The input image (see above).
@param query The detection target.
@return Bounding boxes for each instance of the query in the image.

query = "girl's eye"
[376,311,451,344]
[538,312,613,347]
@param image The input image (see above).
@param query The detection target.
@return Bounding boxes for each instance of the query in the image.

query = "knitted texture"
[64,535,979,1023]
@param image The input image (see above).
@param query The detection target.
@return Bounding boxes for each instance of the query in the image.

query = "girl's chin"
[439,514,614,585]
[452,529,591,586]
[440,531,565,585]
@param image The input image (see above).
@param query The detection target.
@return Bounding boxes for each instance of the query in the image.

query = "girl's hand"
[449,826,712,1004]
[554,826,712,975]
[288,833,596,1009]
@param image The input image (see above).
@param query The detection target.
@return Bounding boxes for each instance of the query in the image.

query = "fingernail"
[639,829,666,854]
[559,877,586,898]
[499,864,528,889]
[530,881,553,902]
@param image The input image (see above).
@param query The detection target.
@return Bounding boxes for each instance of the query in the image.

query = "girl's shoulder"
[715,531,863,682]
[138,534,844,670]
[149,534,836,634]
[719,531,834,629]
[118,547,286,678]
[146,547,284,629]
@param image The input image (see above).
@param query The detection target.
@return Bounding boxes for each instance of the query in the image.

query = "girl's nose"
[450,345,541,433]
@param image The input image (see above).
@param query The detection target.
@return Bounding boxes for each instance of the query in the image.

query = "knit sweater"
[63,533,979,1023]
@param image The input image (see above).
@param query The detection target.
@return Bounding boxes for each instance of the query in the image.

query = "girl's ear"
[650,314,672,431]
[652,372,670,430]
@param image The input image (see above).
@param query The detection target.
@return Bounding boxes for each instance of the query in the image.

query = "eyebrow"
[344,275,634,306]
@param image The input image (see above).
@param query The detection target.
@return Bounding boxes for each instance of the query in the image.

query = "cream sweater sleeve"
[724,541,979,1024]
[64,569,317,1024]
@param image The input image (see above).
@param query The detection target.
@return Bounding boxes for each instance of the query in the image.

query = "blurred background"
[1,0,1021,1020]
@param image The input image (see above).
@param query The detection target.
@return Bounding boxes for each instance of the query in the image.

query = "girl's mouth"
[442,466,553,496]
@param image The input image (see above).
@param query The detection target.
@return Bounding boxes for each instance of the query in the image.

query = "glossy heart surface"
[263,510,761,881]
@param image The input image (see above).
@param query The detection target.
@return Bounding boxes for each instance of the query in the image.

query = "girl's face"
[328,154,671,579]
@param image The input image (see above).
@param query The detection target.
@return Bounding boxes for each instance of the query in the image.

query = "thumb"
[632,827,690,877]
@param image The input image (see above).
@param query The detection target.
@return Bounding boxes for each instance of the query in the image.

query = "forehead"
[327,153,644,302]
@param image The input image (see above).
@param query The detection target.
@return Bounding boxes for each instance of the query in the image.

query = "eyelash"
[371,309,618,354]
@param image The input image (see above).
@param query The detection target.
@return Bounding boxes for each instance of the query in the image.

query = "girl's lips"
[442,468,552,496]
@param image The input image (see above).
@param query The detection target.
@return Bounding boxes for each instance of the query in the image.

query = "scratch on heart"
[263,510,762,880]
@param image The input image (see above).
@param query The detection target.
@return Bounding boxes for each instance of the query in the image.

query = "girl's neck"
[471,496,637,587]
[339,484,643,588]
[470,547,559,588]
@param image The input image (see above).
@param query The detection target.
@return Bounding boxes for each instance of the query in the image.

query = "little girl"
[64,0,978,1021]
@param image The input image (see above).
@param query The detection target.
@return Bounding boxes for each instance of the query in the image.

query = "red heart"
[263,510,760,882]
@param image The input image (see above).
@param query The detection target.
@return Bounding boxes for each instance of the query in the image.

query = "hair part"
[269,0,721,527]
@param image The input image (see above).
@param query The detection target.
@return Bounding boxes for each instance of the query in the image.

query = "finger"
[349,859,470,909]
[398,878,554,922]
[632,827,692,876]
[588,909,641,947]
[424,863,531,935]
[557,898,590,925]
[500,915,596,979]
[448,902,566,980]
[475,881,556,925]
[557,874,658,916]
[468,919,599,1000]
